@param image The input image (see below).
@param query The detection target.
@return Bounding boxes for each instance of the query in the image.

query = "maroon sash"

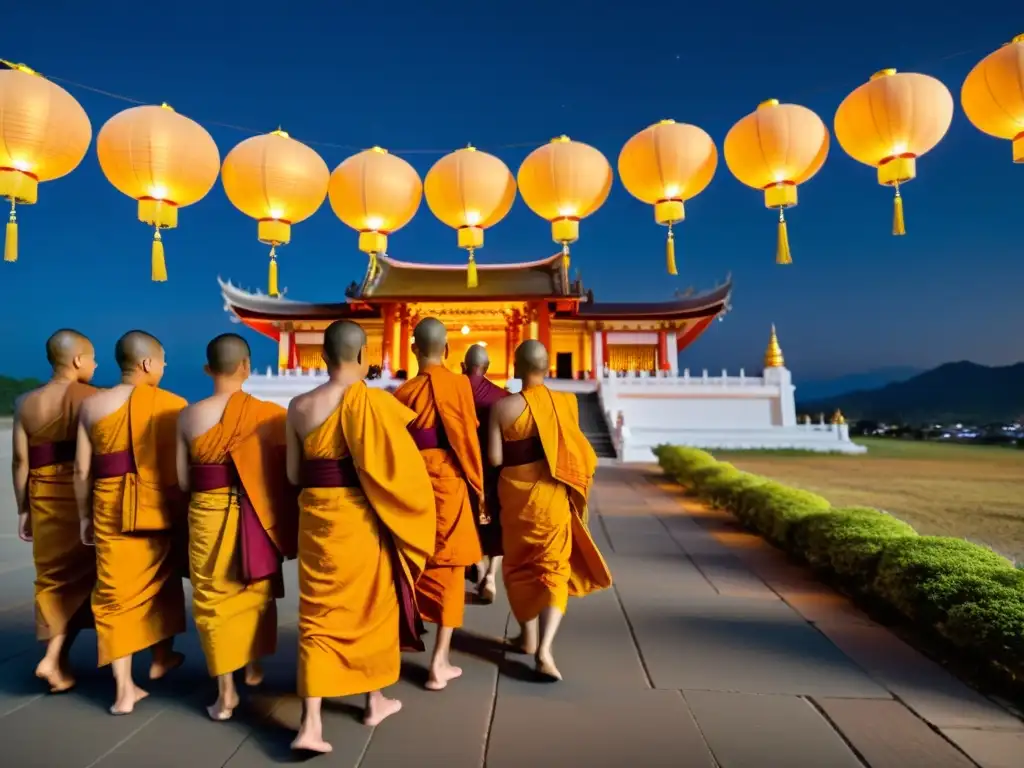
[407,425,448,452]
[92,449,136,478]
[503,436,545,467]
[28,440,76,470]
[190,463,282,585]
[301,457,426,653]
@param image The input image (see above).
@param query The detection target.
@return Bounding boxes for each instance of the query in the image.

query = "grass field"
[714,438,1024,562]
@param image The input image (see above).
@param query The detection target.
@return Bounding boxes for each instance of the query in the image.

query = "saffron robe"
[297,381,435,699]
[27,381,98,640]
[467,373,508,558]
[394,365,484,628]
[188,391,293,677]
[90,385,187,666]
[498,385,612,622]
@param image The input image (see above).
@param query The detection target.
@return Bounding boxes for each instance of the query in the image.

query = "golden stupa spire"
[763,324,785,368]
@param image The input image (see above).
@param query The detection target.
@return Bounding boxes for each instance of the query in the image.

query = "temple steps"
[575,392,617,459]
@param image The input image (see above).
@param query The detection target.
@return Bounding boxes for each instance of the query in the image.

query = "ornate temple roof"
[577,280,732,320]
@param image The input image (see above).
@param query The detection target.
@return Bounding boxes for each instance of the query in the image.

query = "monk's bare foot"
[478,576,496,604]
[36,660,75,693]
[110,686,149,716]
[244,662,264,687]
[535,652,562,682]
[363,696,402,726]
[206,692,240,722]
[508,634,538,655]
[149,651,184,681]
[425,664,463,691]
[291,730,333,754]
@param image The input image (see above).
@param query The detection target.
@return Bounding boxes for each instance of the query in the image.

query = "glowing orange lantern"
[424,146,516,288]
[327,147,422,277]
[0,61,92,264]
[517,136,613,269]
[724,100,829,265]
[618,119,717,275]
[97,104,220,281]
[961,34,1024,163]
[221,129,329,296]
[834,69,953,236]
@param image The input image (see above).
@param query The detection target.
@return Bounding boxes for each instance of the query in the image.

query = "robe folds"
[467,374,507,558]
[394,365,484,628]
[297,381,435,699]
[90,385,187,666]
[188,391,295,677]
[27,381,98,640]
[498,385,612,623]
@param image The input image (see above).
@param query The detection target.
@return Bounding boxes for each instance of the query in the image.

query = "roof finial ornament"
[764,324,785,368]
[831,409,846,425]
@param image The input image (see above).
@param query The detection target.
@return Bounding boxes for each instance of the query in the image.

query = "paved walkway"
[0,434,1022,765]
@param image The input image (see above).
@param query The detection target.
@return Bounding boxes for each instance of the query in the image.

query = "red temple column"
[287,330,299,370]
[657,329,670,371]
[601,330,610,372]
[398,305,410,372]
[537,301,552,352]
[382,305,395,371]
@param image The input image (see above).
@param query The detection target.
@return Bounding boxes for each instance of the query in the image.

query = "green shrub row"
[654,444,1024,679]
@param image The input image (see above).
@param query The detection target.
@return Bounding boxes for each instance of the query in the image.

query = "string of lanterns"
[1,34,1022,292]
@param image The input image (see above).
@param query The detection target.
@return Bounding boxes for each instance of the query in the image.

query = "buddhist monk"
[288,320,435,754]
[74,330,188,715]
[176,333,296,721]
[11,330,99,693]
[394,318,484,691]
[462,343,507,603]
[487,340,613,680]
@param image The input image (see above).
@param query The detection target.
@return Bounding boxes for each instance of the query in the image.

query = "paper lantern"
[618,119,717,275]
[97,104,220,281]
[517,136,613,269]
[961,34,1024,163]
[327,147,422,277]
[221,129,329,296]
[834,69,953,236]
[424,146,516,288]
[724,100,829,265]
[0,61,92,264]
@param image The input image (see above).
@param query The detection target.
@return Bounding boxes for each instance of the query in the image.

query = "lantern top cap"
[757,99,779,110]
[270,128,290,138]
[369,146,388,155]
[160,102,175,112]
[657,119,676,125]
[870,68,897,80]
[551,135,571,143]
[0,60,39,76]
[1013,33,1024,43]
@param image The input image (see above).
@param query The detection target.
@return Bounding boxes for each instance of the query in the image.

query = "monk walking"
[487,340,612,680]
[176,333,296,721]
[394,318,484,691]
[288,320,435,753]
[74,330,188,715]
[462,344,507,604]
[11,330,99,692]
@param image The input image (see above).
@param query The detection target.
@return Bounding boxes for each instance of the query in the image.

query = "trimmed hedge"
[653,444,1024,681]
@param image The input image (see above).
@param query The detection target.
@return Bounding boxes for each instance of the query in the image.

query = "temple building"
[219,252,733,380]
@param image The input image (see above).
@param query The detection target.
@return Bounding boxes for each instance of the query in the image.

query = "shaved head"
[464,344,489,374]
[412,317,448,359]
[323,320,366,366]
[115,330,163,373]
[514,340,549,377]
[46,329,92,369]
[206,333,251,376]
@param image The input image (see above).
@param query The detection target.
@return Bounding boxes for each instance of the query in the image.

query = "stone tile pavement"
[0,431,1021,766]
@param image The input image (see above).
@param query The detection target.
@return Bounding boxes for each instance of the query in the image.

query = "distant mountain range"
[797,367,922,401]
[797,362,1024,424]
[0,375,42,415]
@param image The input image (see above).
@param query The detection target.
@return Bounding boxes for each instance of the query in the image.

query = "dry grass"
[715,438,1024,562]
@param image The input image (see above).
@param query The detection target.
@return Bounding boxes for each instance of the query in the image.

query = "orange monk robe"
[498,385,612,623]
[297,382,435,698]
[394,365,484,628]
[188,391,296,677]
[27,381,98,640]
[90,385,187,666]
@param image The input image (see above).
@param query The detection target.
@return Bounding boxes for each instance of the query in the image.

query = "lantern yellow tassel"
[369,251,378,280]
[666,228,677,275]
[268,248,279,296]
[776,216,792,265]
[151,230,167,282]
[892,189,906,236]
[466,251,479,289]
[4,208,16,263]
[561,243,570,272]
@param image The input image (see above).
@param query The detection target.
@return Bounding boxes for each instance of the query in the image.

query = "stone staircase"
[575,391,617,459]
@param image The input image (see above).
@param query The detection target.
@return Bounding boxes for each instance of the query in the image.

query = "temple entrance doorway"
[556,352,574,379]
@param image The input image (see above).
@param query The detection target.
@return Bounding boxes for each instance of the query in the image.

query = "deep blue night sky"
[2,1,1022,401]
